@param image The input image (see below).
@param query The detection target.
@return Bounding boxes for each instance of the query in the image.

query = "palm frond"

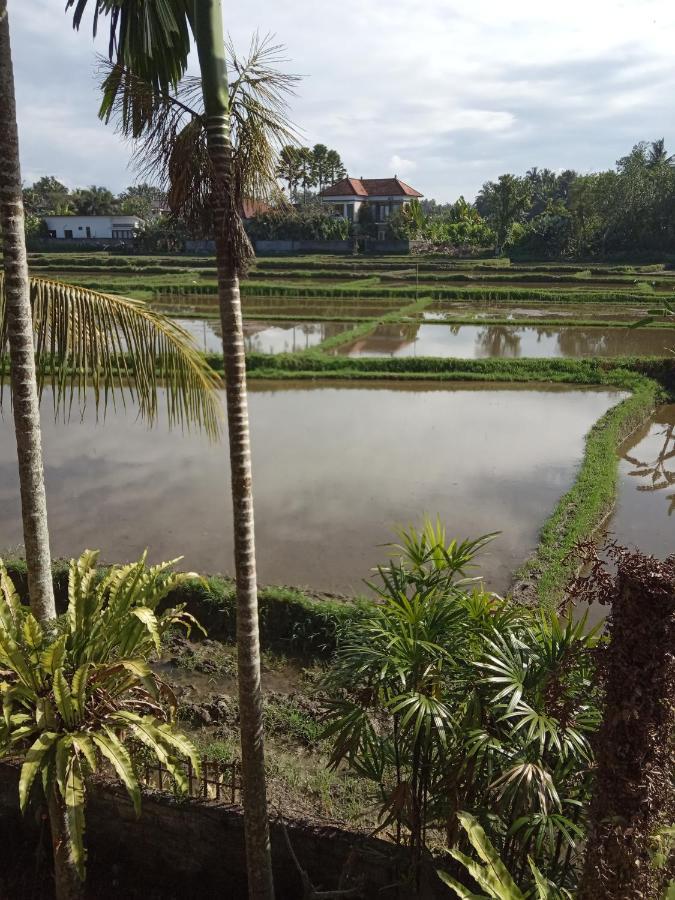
[97,31,298,231]
[67,0,192,95]
[0,275,222,438]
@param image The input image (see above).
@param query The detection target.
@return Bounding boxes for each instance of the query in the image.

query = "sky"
[9,0,675,203]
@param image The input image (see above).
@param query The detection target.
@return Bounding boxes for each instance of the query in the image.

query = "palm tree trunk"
[192,4,274,899]
[0,6,81,898]
[0,4,56,622]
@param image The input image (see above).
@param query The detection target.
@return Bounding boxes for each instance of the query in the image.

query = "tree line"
[275,143,346,202]
[22,177,166,224]
[390,138,675,259]
[475,138,675,258]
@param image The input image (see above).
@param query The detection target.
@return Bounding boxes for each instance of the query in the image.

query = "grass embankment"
[0,554,365,659]
[514,368,664,604]
[313,296,432,352]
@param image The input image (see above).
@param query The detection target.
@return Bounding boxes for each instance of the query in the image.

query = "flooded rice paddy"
[339,323,673,359]
[0,382,623,595]
[423,302,652,322]
[608,404,675,559]
[173,318,350,354]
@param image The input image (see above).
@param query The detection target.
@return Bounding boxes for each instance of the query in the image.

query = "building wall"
[43,215,143,240]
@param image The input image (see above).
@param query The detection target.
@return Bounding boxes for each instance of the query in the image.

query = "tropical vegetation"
[0,550,202,895]
[322,520,603,896]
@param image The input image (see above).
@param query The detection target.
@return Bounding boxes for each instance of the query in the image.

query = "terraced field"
[22,249,673,600]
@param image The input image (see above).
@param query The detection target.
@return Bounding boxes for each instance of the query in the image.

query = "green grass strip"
[514,368,664,605]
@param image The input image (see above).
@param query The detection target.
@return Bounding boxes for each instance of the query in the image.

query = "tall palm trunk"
[192,4,274,899]
[1,6,82,898]
[0,0,56,623]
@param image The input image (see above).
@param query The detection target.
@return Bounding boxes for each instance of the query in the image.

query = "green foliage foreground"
[322,520,602,894]
[0,551,201,880]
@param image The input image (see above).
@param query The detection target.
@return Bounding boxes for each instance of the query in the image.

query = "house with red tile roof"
[320,176,423,239]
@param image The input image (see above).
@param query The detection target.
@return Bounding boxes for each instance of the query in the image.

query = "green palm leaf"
[0,275,222,438]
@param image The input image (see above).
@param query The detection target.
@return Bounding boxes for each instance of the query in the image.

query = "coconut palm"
[647,137,675,169]
[66,5,297,896]
[0,0,56,622]
[1,7,220,895]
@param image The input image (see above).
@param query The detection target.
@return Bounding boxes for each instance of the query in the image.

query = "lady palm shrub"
[0,550,202,882]
[322,519,602,893]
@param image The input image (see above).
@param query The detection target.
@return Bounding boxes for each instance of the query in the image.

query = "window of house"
[64,230,73,239]
[112,229,134,239]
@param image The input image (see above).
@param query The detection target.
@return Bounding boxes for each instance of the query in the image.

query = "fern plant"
[0,550,202,881]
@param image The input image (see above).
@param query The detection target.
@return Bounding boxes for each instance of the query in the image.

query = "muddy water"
[0,382,622,595]
[173,318,351,354]
[609,404,675,558]
[339,323,673,359]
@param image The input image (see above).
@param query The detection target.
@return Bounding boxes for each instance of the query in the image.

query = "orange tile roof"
[321,177,422,198]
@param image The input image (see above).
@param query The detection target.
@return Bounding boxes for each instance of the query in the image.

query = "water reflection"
[424,303,651,323]
[339,323,673,359]
[0,383,622,595]
[173,318,351,354]
[610,405,675,557]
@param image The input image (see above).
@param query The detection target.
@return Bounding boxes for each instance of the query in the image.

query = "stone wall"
[0,762,451,899]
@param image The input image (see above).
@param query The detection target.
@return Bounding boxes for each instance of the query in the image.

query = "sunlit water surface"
[0,383,624,595]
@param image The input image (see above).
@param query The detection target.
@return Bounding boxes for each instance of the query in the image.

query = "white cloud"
[8,0,675,201]
[389,155,416,176]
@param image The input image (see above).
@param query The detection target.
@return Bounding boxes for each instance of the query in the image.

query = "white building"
[320,177,423,239]
[44,215,144,240]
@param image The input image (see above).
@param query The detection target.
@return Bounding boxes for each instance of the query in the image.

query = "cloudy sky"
[9,0,675,202]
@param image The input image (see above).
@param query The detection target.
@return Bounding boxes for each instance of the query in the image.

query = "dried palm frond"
[0,275,222,438]
[98,32,298,266]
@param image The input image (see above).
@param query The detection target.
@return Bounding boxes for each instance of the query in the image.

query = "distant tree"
[525,166,558,217]
[297,146,316,203]
[647,137,675,169]
[117,183,167,219]
[71,184,116,215]
[22,176,72,215]
[276,144,302,201]
[246,206,349,241]
[310,142,329,192]
[476,174,531,253]
[324,148,346,185]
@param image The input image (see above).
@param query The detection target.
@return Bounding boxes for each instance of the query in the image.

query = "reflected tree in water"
[624,421,675,515]
[476,325,523,358]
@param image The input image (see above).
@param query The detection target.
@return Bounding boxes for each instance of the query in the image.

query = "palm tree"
[0,0,56,621]
[2,6,220,894]
[67,5,294,896]
[647,137,675,169]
